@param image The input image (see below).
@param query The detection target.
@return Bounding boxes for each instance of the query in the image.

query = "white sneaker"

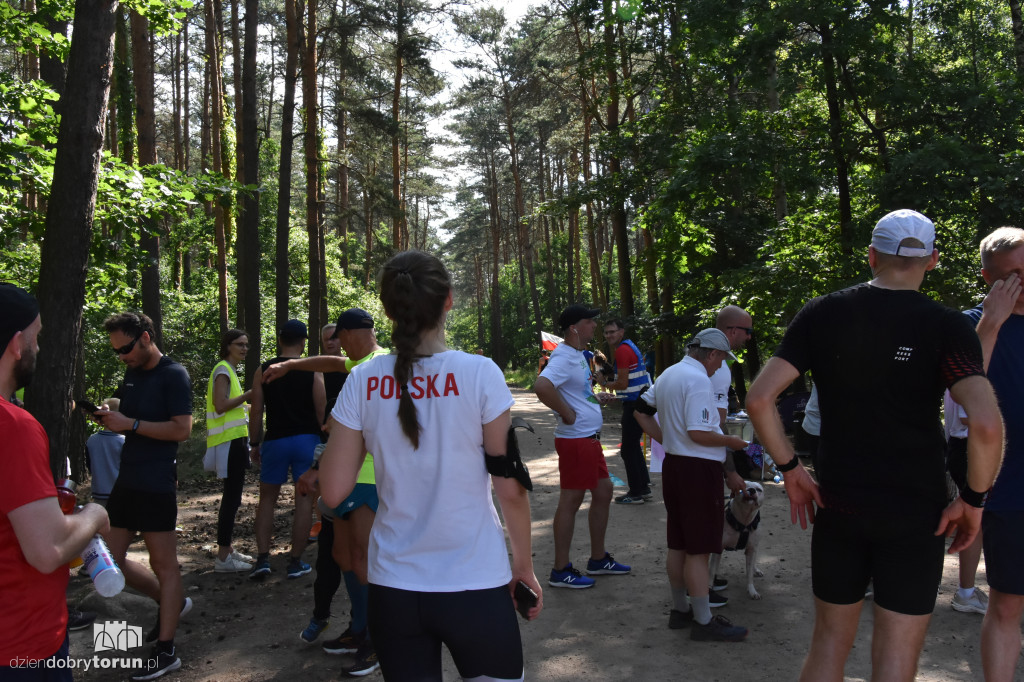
[229,549,254,563]
[215,556,252,573]
[951,588,988,614]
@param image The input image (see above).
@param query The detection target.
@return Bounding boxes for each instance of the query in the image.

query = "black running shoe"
[67,607,97,631]
[131,645,181,680]
[323,628,365,655]
[343,641,380,677]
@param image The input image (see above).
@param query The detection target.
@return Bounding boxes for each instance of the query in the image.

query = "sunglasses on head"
[114,333,143,355]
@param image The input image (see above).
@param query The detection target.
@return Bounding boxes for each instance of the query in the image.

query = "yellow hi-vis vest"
[206,360,248,447]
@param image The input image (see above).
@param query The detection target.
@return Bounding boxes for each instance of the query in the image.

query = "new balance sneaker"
[615,494,645,505]
[951,588,989,614]
[343,641,380,677]
[323,628,366,655]
[214,555,252,573]
[67,607,97,631]
[549,563,596,589]
[668,609,693,629]
[249,555,271,581]
[585,552,631,575]
[286,557,312,579]
[690,614,748,642]
[131,645,181,681]
[145,598,193,643]
[300,617,330,643]
[711,576,728,592]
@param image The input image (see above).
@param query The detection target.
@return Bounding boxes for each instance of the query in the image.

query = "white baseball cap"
[871,209,935,257]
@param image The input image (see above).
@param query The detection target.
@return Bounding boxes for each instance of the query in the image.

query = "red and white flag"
[540,331,563,351]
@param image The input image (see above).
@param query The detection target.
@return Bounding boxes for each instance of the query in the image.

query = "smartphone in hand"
[514,580,538,620]
[75,398,100,414]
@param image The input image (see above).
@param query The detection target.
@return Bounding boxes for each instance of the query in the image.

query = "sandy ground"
[67,387,1018,681]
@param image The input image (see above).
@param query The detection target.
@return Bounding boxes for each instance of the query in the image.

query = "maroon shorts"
[663,455,724,554]
[555,437,609,490]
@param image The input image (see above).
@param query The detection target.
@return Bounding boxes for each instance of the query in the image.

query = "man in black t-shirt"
[99,312,193,681]
[747,210,1004,681]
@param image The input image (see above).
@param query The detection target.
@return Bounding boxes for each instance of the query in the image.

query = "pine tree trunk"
[276,0,300,331]
[28,0,117,477]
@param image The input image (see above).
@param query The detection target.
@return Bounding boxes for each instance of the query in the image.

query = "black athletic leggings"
[313,516,342,620]
[368,584,523,681]
[216,437,249,547]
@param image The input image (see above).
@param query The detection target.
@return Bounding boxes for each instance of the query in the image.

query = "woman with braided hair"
[320,250,542,681]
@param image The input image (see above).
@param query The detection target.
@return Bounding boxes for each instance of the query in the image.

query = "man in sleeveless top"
[248,319,325,580]
[599,318,652,505]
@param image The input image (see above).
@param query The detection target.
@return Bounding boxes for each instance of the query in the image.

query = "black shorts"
[811,506,944,615]
[368,584,523,681]
[106,484,177,533]
[983,509,1024,595]
[663,455,724,554]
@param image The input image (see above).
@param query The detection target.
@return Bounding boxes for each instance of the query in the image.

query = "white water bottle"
[80,535,125,597]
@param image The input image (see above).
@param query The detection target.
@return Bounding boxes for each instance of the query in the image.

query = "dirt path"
[68,387,1004,681]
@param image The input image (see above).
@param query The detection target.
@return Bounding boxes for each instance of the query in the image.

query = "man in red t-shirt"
[0,283,109,678]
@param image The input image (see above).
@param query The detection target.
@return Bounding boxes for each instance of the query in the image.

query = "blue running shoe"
[287,557,312,579]
[586,552,631,575]
[300,617,330,643]
[249,555,271,581]
[549,563,595,589]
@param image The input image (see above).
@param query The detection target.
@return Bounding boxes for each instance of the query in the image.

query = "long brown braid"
[378,251,451,448]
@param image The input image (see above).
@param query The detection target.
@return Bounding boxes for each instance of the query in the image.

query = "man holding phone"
[98,312,193,681]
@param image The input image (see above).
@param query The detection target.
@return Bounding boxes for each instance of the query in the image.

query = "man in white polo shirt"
[634,328,749,642]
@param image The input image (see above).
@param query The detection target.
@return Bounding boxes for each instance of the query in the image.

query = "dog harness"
[724,507,761,551]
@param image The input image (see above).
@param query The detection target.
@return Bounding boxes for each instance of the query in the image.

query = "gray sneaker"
[690,614,748,642]
[951,588,988,614]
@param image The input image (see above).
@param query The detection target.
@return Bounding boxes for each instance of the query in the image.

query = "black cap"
[330,308,374,338]
[279,319,308,339]
[558,304,601,330]
[0,283,39,355]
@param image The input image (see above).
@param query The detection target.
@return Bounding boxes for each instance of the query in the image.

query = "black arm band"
[960,484,989,508]
[634,386,657,416]
[484,420,534,491]
[485,454,533,491]
[775,456,799,473]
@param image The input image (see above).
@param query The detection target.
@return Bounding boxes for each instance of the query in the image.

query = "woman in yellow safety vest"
[204,329,254,572]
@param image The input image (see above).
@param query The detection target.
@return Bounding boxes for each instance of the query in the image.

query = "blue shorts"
[260,433,319,485]
[983,509,1024,595]
[332,483,379,519]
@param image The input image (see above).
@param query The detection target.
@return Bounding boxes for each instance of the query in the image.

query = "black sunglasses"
[727,326,754,336]
[114,333,143,355]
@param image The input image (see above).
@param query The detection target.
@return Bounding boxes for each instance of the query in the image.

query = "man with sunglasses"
[713,305,754,497]
[99,312,193,681]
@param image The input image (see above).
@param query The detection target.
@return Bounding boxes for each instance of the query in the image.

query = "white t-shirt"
[943,389,968,439]
[538,342,603,438]
[802,384,821,436]
[642,355,726,462]
[710,359,731,412]
[333,350,515,592]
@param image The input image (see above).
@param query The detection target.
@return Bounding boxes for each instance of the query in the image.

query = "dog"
[708,481,765,600]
